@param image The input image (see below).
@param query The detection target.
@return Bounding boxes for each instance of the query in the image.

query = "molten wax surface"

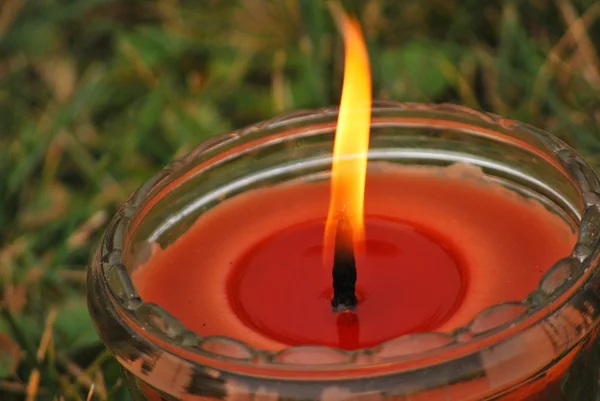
[133,164,576,351]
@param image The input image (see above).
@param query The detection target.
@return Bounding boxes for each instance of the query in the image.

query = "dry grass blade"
[557,0,600,88]
[24,372,40,401]
[0,0,24,37]
[0,332,20,379]
[67,210,108,249]
[0,380,48,396]
[272,50,288,112]
[25,309,57,401]
[86,383,95,401]
[56,270,87,283]
[37,309,57,361]
[56,352,107,400]
[530,2,600,114]
[93,371,106,401]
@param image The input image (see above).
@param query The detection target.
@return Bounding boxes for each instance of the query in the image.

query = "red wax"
[229,218,464,349]
[133,163,576,351]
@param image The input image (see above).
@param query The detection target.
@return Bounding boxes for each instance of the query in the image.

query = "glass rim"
[92,101,600,377]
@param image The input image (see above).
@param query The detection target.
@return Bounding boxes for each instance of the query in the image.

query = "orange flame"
[324,11,372,255]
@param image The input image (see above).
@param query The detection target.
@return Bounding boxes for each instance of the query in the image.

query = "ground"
[0,0,599,400]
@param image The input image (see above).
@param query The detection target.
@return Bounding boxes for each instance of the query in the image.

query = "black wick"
[331,213,358,311]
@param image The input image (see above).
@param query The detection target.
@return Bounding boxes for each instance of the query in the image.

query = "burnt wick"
[331,213,358,311]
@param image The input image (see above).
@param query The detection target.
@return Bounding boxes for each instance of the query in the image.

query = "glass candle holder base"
[87,102,600,400]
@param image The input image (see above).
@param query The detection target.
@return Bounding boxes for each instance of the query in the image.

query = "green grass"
[0,0,599,399]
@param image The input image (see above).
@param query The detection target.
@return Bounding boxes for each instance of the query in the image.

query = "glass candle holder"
[87,102,600,400]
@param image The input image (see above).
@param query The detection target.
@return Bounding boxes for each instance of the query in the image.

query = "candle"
[89,105,600,400]
[87,9,600,401]
[132,163,575,351]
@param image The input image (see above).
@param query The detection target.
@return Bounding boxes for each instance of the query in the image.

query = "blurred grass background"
[0,0,599,399]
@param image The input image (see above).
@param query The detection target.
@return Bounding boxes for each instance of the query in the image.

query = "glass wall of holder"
[87,102,600,400]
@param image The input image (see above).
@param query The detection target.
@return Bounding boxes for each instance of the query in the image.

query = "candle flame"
[324,11,372,256]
